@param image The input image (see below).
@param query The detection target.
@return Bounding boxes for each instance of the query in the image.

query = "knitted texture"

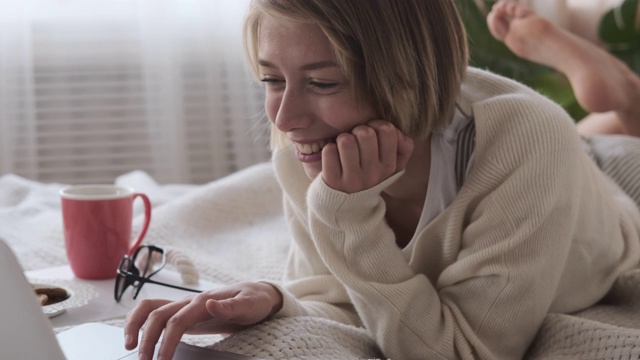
[209,317,381,360]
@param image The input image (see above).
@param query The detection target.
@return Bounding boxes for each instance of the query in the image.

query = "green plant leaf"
[533,73,587,120]
[598,0,640,47]
[598,0,640,74]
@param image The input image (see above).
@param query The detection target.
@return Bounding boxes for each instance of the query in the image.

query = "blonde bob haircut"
[243,0,468,149]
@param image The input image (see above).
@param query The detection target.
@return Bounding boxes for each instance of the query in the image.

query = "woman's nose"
[273,89,312,132]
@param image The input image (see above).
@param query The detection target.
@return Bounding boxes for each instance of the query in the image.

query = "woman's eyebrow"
[300,60,338,71]
[258,59,338,71]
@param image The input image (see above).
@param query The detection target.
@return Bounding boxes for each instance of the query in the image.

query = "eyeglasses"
[114,245,201,302]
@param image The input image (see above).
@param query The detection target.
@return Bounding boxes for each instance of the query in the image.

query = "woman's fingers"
[321,143,342,187]
[125,298,193,360]
[206,288,276,325]
[367,120,398,169]
[322,120,412,193]
[351,125,379,171]
[156,296,213,359]
[124,298,174,350]
[206,298,261,325]
[336,132,361,182]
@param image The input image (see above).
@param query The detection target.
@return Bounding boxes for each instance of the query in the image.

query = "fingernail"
[138,353,146,360]
[125,334,132,345]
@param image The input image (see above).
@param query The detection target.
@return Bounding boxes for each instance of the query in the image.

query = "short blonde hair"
[243,0,468,148]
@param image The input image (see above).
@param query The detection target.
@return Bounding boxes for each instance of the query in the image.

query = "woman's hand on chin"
[321,120,414,193]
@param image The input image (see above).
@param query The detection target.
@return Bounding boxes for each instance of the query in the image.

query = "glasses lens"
[130,245,166,300]
[114,246,167,302]
[114,257,132,302]
[134,245,165,279]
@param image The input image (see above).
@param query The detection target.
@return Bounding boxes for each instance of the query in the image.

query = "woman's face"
[258,16,378,180]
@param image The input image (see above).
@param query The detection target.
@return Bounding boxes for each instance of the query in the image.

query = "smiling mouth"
[294,139,332,155]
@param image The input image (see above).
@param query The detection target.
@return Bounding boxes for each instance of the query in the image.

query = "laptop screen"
[0,239,66,360]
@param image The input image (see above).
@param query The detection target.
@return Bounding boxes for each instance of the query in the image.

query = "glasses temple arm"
[127,273,203,294]
[144,277,202,293]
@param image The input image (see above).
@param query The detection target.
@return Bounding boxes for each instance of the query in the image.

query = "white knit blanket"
[2,163,640,359]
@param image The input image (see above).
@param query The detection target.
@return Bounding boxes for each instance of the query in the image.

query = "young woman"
[124,1,640,359]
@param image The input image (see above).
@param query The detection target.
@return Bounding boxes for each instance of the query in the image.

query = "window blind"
[1,1,268,185]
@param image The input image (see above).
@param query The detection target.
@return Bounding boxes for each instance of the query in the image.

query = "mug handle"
[128,193,152,256]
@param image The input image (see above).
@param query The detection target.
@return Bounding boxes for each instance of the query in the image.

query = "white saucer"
[29,280,98,318]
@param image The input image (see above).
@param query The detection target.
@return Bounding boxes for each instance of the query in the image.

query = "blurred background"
[0,0,268,185]
[1,0,637,185]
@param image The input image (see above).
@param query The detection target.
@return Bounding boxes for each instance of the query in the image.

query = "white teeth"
[296,140,327,155]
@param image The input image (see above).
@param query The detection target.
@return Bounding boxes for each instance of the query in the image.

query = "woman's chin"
[303,164,322,181]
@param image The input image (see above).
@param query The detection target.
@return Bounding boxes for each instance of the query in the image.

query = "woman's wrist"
[260,282,283,318]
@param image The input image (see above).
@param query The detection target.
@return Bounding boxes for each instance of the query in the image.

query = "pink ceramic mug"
[60,185,152,280]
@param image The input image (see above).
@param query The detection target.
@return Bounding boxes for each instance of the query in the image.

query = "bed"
[2,163,640,359]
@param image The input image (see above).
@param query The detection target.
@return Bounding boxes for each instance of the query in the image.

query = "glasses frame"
[114,244,201,302]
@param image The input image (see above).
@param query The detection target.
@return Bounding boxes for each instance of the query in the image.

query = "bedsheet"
[2,162,640,359]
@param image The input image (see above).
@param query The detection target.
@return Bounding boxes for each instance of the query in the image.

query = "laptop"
[0,238,261,359]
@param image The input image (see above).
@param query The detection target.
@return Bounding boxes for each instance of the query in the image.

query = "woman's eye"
[309,81,338,91]
[259,77,339,93]
[260,77,284,88]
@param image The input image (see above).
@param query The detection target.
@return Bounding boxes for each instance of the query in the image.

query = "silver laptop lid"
[0,238,66,360]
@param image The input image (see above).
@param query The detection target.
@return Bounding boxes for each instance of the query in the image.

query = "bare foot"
[573,112,626,137]
[487,0,640,136]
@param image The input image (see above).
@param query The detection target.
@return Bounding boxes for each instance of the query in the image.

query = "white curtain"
[0,0,268,185]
